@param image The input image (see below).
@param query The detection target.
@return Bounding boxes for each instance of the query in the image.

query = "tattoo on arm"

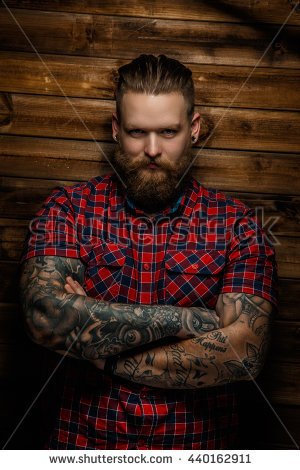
[112,293,273,389]
[20,256,220,360]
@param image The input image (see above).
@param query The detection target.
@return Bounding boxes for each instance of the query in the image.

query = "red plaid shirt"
[21,174,278,449]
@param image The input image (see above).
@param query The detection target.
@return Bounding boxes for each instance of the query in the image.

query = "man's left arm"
[92,292,273,389]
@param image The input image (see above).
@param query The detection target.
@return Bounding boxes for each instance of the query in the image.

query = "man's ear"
[112,112,120,141]
[190,112,201,141]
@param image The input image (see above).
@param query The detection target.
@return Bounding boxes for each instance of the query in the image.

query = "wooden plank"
[192,150,300,195]
[0,176,79,220]
[278,278,300,321]
[1,94,299,153]
[196,106,300,153]
[1,149,300,196]
[1,175,300,238]
[222,192,300,239]
[260,361,300,405]
[0,134,106,161]
[0,218,30,261]
[3,1,300,26]
[275,238,300,279]
[1,51,300,110]
[0,9,299,68]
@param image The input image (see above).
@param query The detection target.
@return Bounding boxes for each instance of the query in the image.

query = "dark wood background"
[0,1,299,450]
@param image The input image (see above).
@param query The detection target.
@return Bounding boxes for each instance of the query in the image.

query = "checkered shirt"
[21,174,278,449]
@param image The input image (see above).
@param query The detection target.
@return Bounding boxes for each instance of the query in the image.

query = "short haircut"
[115,54,195,121]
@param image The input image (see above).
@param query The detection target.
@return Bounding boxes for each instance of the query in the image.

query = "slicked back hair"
[115,54,195,122]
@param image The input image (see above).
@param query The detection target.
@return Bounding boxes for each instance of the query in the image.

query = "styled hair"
[115,54,195,121]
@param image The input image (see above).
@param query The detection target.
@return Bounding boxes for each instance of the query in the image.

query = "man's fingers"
[65,283,76,294]
[65,276,87,296]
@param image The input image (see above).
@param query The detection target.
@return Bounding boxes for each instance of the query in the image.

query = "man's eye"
[130,129,144,136]
[163,129,176,136]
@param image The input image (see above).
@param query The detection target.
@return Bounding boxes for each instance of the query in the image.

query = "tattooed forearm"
[195,331,228,353]
[20,256,219,360]
[108,293,273,389]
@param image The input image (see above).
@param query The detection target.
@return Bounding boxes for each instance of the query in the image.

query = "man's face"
[111,92,200,214]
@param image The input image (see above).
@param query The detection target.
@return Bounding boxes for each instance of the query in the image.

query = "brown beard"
[110,145,193,214]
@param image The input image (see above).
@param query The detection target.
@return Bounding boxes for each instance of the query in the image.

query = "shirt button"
[191,263,199,270]
[143,263,150,270]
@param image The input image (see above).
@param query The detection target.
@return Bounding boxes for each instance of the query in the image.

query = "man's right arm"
[20,255,220,360]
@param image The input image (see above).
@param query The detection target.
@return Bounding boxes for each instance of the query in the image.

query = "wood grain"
[0,8,299,67]
[275,237,300,279]
[0,0,299,452]
[3,1,300,25]
[277,278,300,321]
[1,51,300,110]
[1,94,299,152]
[1,146,300,195]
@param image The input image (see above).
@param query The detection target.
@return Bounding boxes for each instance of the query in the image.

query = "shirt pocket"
[81,239,127,301]
[163,249,226,307]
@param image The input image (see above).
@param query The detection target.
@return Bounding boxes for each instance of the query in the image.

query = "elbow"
[23,297,57,347]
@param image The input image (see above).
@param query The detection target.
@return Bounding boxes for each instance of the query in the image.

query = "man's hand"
[64,277,87,296]
[111,293,274,389]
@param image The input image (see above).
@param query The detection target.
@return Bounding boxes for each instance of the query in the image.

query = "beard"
[110,144,193,214]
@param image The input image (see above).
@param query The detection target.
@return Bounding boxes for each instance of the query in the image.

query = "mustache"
[113,147,191,174]
[116,154,175,173]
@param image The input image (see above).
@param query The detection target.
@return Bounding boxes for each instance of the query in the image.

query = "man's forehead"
[120,91,189,127]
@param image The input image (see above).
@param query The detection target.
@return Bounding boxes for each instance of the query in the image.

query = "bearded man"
[20,54,278,450]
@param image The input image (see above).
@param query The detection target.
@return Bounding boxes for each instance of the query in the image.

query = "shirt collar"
[126,192,184,217]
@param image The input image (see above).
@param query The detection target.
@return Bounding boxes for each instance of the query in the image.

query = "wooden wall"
[0,1,299,449]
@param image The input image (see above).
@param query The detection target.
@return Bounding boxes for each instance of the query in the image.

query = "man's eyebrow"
[125,123,182,130]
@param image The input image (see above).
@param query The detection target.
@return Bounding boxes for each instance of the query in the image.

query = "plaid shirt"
[21,174,278,449]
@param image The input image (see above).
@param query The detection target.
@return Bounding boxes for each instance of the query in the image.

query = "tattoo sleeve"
[20,255,220,360]
[108,293,273,389]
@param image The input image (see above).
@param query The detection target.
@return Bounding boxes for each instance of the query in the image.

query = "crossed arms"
[20,255,273,389]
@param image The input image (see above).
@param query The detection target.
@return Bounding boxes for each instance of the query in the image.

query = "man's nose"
[144,134,161,158]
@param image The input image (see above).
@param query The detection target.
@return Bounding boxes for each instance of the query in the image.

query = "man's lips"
[147,163,160,169]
